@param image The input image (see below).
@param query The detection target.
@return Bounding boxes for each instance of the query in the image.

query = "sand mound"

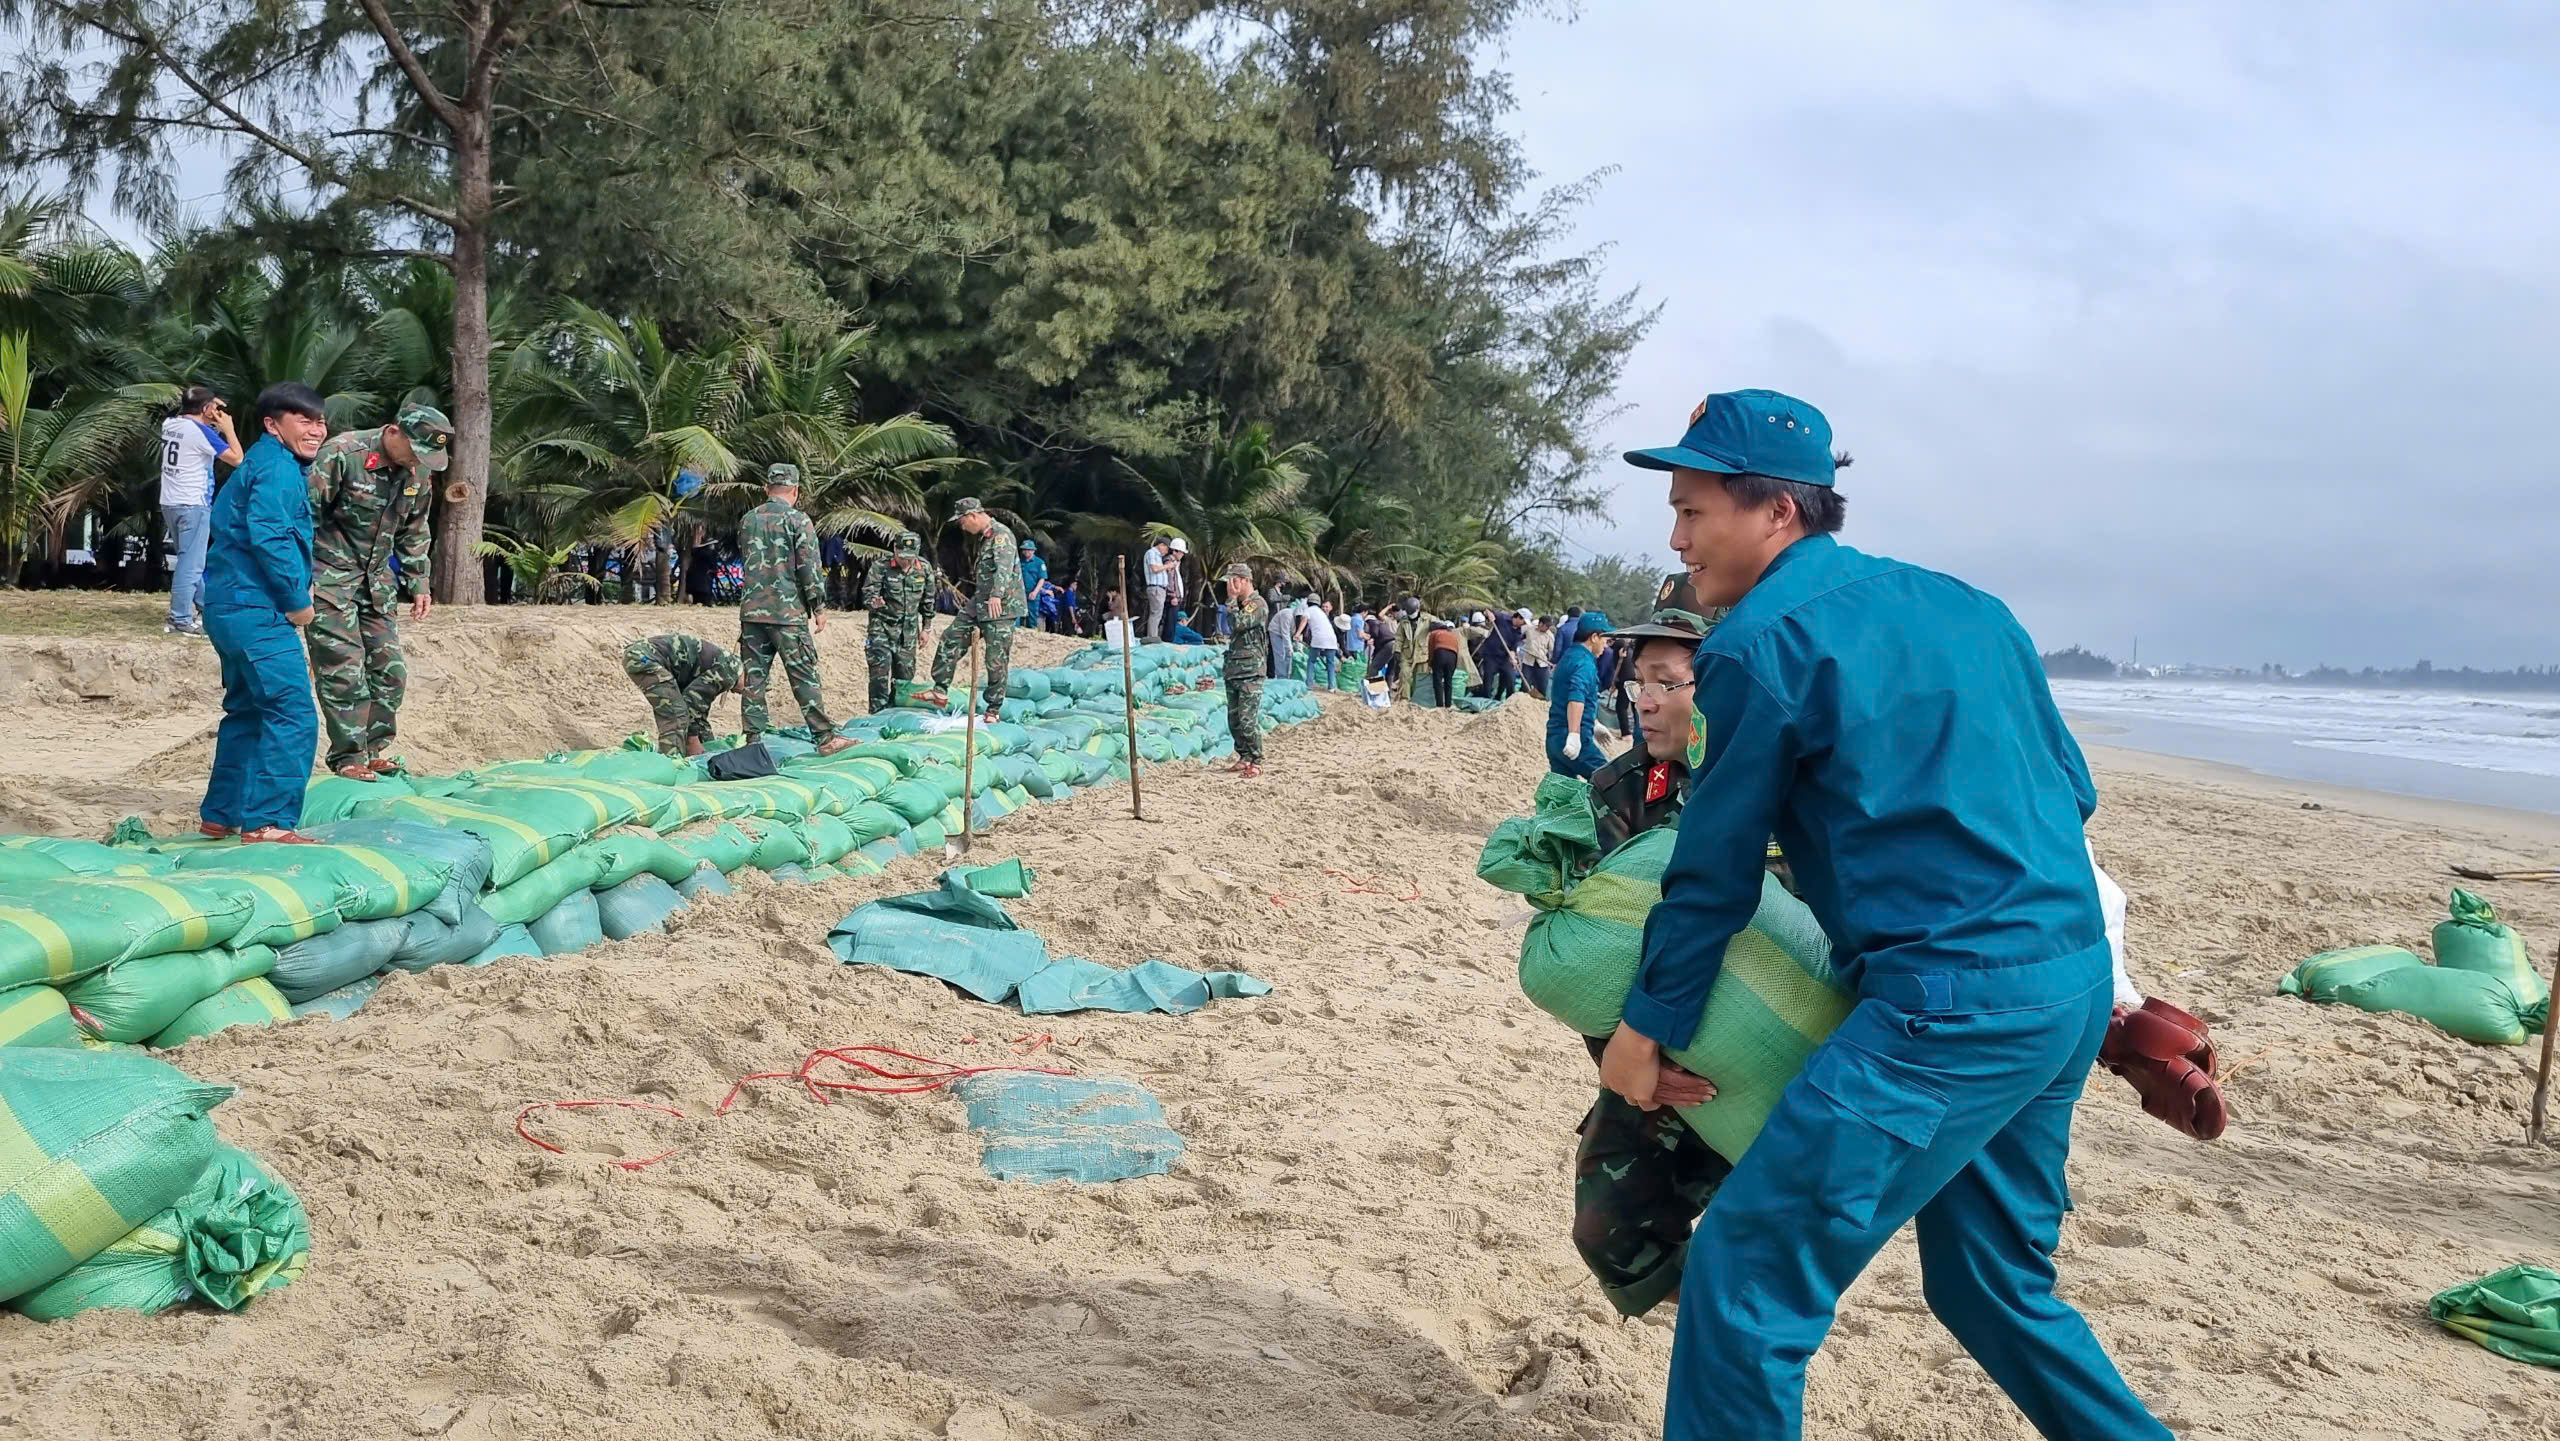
[3,595,2558,1439]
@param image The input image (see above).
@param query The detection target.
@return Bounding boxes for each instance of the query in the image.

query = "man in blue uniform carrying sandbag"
[1598,389,2172,1441]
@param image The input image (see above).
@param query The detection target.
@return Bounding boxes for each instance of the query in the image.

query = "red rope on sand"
[715,1044,1072,1115]
[514,1098,687,1172]
[1323,866,1421,902]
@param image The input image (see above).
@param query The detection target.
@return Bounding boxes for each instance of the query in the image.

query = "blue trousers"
[1666,954,2169,1441]
[165,504,210,626]
[1547,742,1604,779]
[202,604,319,832]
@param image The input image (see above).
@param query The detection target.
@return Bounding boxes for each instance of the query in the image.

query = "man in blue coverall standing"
[1597,389,2169,1440]
[197,382,329,844]
[1544,610,1611,777]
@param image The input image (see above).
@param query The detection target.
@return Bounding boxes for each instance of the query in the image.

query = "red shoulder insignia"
[1643,762,1672,804]
[364,453,382,471]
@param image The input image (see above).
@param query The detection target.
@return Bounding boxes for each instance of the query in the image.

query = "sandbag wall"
[0,642,1322,1051]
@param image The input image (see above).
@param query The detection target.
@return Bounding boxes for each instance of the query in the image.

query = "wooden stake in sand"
[2531,939,2560,1145]
[1118,553,1144,822]
[960,632,980,854]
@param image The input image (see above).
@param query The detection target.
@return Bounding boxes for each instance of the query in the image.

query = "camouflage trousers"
[739,620,836,737]
[929,614,1014,713]
[864,615,923,714]
[623,656,718,756]
[1226,674,1264,763]
[1572,1080,1732,1318]
[306,572,405,771]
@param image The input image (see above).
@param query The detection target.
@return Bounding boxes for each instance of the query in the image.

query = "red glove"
[2100,997,2229,1141]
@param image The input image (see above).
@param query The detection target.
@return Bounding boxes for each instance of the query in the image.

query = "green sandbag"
[2436,890,2545,1007]
[786,752,904,796]
[2278,946,2543,1046]
[465,770,694,831]
[0,876,256,991]
[66,945,280,1041]
[502,748,690,785]
[289,973,383,1020]
[858,837,904,870]
[299,772,416,826]
[667,782,760,822]
[745,820,811,871]
[0,1048,233,1302]
[0,850,73,885]
[596,875,687,941]
[877,777,948,825]
[349,795,585,888]
[385,904,500,970]
[796,814,858,867]
[304,818,492,914]
[452,777,646,835]
[9,1142,308,1319]
[947,859,1035,899]
[765,863,812,885]
[171,841,448,924]
[1477,773,1597,901]
[665,823,759,875]
[1008,671,1052,700]
[479,843,613,928]
[267,921,405,1002]
[147,870,344,950]
[837,803,906,847]
[1483,780,1850,1163]
[910,817,950,851]
[587,831,699,887]
[2432,1264,2560,1368]
[0,988,80,1049]
[146,978,292,1048]
[673,866,732,901]
[526,890,604,956]
[706,776,825,820]
[467,924,542,966]
[782,768,879,815]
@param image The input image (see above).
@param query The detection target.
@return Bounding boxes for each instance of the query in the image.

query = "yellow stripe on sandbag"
[407,799,553,860]
[234,875,324,942]
[249,980,291,1021]
[0,1094,131,1260]
[0,986,67,1042]
[333,846,417,912]
[1558,871,1659,929]
[0,909,80,983]
[119,877,214,952]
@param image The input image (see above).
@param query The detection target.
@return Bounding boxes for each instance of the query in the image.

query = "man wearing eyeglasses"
[1588,596,1713,856]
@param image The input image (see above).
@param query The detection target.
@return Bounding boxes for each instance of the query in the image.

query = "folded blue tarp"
[825,870,1270,1016]
[954,1072,1184,1183]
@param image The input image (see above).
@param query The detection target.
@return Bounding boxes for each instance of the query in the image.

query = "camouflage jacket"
[964,520,1027,621]
[628,633,739,689]
[1589,750,1688,857]
[861,553,935,622]
[1225,593,1270,681]
[737,499,826,623]
[307,429,434,595]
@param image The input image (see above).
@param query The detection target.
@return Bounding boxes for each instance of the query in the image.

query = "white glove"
[1562,734,1582,760]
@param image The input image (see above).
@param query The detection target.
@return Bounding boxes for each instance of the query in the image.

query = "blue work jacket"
[1624,535,2106,1049]
[201,434,314,614]
[1547,642,1601,753]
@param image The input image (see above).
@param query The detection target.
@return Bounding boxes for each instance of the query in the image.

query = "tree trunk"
[431,103,494,604]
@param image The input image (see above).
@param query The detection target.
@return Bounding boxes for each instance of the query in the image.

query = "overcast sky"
[1502,1,2557,670]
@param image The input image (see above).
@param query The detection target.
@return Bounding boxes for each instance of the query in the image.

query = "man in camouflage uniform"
[1570,593,1729,1318]
[305,404,448,780]
[913,498,1024,723]
[622,633,742,756]
[735,465,853,756]
[1220,563,1269,777]
[860,529,934,713]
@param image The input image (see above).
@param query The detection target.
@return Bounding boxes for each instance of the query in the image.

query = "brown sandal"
[197,820,237,839]
[240,827,317,845]
[366,757,404,776]
[333,763,378,782]
[815,736,855,758]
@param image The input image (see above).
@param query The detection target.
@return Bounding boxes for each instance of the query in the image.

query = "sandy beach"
[3,594,2556,1440]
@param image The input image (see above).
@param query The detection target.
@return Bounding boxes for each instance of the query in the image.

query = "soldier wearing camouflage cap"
[302,402,450,780]
[912,498,1026,722]
[1219,562,1269,777]
[859,529,935,713]
[622,633,742,757]
[735,464,853,755]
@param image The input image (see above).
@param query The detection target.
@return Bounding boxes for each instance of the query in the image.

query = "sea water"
[2050,680,2560,815]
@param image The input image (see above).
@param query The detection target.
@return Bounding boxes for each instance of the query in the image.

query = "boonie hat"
[1614,606,1710,647]
[397,404,453,471]
[1625,389,1836,488]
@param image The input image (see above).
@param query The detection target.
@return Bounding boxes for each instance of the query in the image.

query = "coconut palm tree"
[1094,422,1328,598]
[1384,523,1506,615]
[0,333,174,586]
[743,328,963,556]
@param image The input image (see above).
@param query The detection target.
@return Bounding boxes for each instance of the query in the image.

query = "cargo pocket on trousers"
[1794,1041,1951,1231]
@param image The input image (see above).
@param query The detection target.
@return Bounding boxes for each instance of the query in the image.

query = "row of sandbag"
[0,668,1323,1048]
[0,1047,308,1321]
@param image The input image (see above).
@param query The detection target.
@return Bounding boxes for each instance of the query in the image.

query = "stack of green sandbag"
[2278,891,2548,1045]
[0,1049,308,1318]
[1478,774,1849,1163]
